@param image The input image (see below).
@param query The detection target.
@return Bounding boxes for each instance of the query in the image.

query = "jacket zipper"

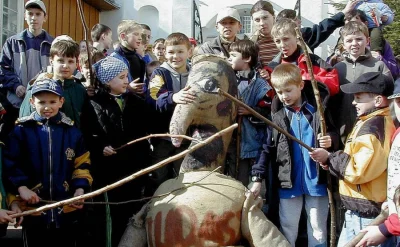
[46,120,55,222]
[296,111,305,193]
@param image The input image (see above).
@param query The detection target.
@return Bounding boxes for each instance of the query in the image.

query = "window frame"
[1,0,24,53]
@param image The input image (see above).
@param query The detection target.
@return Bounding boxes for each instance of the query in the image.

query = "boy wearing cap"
[3,78,92,247]
[80,56,151,246]
[197,7,242,58]
[311,72,396,246]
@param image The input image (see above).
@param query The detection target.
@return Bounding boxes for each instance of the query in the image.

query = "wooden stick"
[114,133,195,151]
[11,124,238,218]
[77,0,95,87]
[235,115,243,179]
[218,89,313,152]
[295,26,336,246]
[344,208,389,247]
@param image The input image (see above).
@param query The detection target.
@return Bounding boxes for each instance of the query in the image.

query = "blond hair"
[117,20,142,42]
[341,21,369,38]
[271,18,297,39]
[271,63,302,88]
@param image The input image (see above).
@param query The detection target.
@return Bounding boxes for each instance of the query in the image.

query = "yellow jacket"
[328,107,395,217]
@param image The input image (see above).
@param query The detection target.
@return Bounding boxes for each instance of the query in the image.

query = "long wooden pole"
[11,124,238,218]
[218,89,313,152]
[294,26,336,247]
[77,0,95,87]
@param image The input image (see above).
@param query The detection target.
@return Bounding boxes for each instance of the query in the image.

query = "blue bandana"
[93,56,128,84]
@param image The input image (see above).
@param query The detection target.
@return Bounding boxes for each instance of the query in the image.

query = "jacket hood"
[160,62,190,77]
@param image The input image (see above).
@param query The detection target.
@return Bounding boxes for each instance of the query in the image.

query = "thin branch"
[114,133,194,151]
[11,124,237,218]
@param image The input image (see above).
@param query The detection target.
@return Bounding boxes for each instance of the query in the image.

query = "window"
[1,0,24,52]
[240,15,252,35]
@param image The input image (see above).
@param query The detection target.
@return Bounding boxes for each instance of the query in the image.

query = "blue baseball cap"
[32,78,63,97]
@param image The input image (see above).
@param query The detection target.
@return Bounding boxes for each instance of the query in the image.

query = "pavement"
[0,224,23,246]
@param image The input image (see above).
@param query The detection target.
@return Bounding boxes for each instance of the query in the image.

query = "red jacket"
[379,214,400,237]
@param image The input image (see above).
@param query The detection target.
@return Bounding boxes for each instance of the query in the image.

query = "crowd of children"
[0,0,400,246]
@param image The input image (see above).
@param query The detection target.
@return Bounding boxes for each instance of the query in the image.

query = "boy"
[147,32,194,193]
[251,63,337,246]
[152,38,166,63]
[145,60,161,85]
[140,24,157,63]
[91,23,112,55]
[197,7,242,58]
[331,21,393,145]
[110,20,146,96]
[311,72,395,247]
[269,18,339,97]
[330,9,399,78]
[227,40,271,185]
[3,78,92,247]
[0,0,53,134]
[19,40,88,128]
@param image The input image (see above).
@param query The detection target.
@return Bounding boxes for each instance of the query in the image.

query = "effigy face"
[169,54,238,172]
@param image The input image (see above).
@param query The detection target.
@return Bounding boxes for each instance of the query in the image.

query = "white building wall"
[100,0,342,58]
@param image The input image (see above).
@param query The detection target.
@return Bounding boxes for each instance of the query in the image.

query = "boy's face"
[102,31,113,50]
[228,51,249,71]
[79,41,87,52]
[30,92,64,119]
[122,29,142,51]
[106,69,129,95]
[81,63,90,87]
[274,82,304,107]
[216,18,242,41]
[252,10,274,36]
[146,66,157,81]
[165,45,190,72]
[274,33,298,57]
[25,8,46,31]
[143,30,151,45]
[352,92,376,117]
[153,43,166,60]
[50,55,77,80]
[343,31,368,60]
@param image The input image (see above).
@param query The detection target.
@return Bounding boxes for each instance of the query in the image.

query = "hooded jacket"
[252,81,339,192]
[327,107,395,217]
[331,49,393,145]
[4,112,92,226]
[148,62,189,134]
[0,29,53,108]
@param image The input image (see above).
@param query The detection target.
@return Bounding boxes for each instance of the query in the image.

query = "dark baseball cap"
[388,81,400,99]
[340,72,394,97]
[32,79,63,97]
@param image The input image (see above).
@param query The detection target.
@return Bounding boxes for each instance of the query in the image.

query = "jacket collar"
[18,112,74,126]
[359,107,390,121]
[343,48,372,63]
[16,29,53,44]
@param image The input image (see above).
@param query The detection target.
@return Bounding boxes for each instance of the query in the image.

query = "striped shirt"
[257,35,280,66]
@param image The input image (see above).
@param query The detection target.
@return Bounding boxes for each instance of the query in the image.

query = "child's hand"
[172,86,196,104]
[129,81,145,95]
[319,163,329,170]
[258,68,270,81]
[355,226,386,247]
[238,106,251,116]
[15,85,26,98]
[10,201,23,227]
[249,182,262,197]
[381,15,389,23]
[86,85,95,97]
[318,134,332,149]
[309,148,330,164]
[343,0,360,16]
[0,209,15,224]
[103,146,116,156]
[71,188,85,209]
[18,186,40,204]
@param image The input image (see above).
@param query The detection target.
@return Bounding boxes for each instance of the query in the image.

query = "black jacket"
[81,89,151,187]
[252,81,339,188]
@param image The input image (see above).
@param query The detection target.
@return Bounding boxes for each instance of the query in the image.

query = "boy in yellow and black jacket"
[311,72,395,246]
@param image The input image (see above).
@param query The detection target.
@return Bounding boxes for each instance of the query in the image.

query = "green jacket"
[19,75,87,128]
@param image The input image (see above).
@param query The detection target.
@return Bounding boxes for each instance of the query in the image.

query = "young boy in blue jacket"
[251,63,339,246]
[3,78,92,247]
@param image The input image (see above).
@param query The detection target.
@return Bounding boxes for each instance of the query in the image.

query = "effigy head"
[169,54,237,172]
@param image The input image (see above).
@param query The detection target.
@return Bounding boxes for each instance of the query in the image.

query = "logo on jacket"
[65,148,75,160]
